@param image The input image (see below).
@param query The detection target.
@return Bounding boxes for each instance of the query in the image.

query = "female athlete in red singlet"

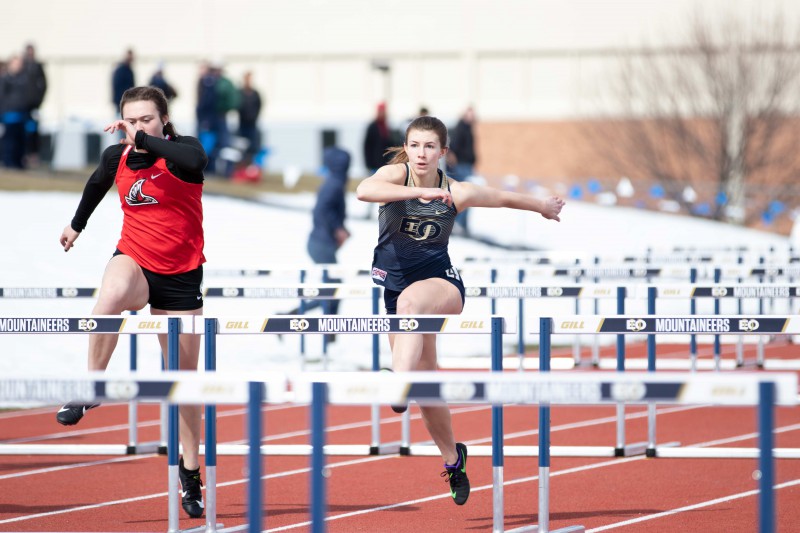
[58,86,207,519]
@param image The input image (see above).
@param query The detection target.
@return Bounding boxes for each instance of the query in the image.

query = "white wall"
[3,0,796,174]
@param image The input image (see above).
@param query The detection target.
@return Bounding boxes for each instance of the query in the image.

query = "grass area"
[0,166,361,200]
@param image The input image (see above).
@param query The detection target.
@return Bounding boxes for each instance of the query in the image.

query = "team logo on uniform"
[400,217,441,241]
[125,179,159,206]
[372,267,387,282]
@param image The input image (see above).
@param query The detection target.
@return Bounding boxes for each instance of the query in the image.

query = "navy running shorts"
[382,268,465,315]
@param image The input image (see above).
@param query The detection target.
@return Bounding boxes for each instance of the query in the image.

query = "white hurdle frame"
[535,314,800,460]
[1,363,795,532]
[0,314,192,456]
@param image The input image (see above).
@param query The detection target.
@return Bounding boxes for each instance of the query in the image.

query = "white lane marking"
[586,479,800,532]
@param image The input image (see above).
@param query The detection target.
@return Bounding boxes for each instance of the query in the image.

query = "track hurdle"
[647,283,800,371]
[0,370,284,533]
[536,314,800,460]
[402,315,648,459]
[0,314,191,456]
[1,369,794,533]
[203,283,381,367]
[459,284,622,369]
[200,314,513,457]
[0,290,164,453]
[295,368,796,533]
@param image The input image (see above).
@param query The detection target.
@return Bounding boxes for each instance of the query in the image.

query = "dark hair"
[387,115,448,165]
[119,86,177,138]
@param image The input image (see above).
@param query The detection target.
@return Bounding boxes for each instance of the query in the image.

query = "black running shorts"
[113,250,204,310]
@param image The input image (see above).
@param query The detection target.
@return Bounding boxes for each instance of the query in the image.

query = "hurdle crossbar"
[0,315,194,457]
[1,369,794,533]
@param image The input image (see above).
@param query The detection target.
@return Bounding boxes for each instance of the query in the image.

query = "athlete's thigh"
[397,277,463,315]
[94,255,149,312]
[153,307,202,370]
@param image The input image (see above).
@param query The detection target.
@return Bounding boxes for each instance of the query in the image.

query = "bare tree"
[587,7,800,225]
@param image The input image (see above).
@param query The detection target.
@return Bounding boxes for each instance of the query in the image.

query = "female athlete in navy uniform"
[58,86,208,519]
[356,115,564,506]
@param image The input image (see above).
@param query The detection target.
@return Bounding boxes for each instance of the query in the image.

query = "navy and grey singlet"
[370,163,458,291]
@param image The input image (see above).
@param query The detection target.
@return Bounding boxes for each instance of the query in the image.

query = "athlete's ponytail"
[162,121,177,140]
[387,115,449,165]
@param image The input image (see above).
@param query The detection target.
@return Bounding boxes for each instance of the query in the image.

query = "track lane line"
[585,478,800,532]
[4,420,799,527]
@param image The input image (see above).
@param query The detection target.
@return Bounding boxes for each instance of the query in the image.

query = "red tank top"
[115,145,205,274]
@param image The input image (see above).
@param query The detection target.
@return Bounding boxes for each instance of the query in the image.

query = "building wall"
[3,0,796,175]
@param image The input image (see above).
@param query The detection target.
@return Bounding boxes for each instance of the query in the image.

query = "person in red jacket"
[57,86,208,520]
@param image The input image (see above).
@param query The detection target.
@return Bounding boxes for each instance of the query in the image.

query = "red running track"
[1,341,800,532]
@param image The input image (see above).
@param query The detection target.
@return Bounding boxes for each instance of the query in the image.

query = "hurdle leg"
[166,318,181,533]
[758,382,775,533]
[400,409,411,455]
[311,382,327,533]
[736,337,744,367]
[247,382,264,533]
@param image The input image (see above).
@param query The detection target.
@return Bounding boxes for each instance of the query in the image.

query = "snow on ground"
[1,190,790,381]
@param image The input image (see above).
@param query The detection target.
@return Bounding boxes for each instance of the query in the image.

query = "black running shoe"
[179,458,205,518]
[441,442,470,505]
[56,402,100,426]
[380,367,408,413]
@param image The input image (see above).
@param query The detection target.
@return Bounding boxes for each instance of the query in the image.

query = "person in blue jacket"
[304,136,351,320]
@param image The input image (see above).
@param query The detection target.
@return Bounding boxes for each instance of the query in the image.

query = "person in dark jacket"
[22,43,47,166]
[111,49,135,113]
[149,62,177,101]
[305,138,351,318]
[237,71,263,157]
[1,56,30,169]
[363,102,392,173]
[446,106,477,234]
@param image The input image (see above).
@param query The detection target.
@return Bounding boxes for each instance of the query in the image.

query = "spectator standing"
[306,136,351,322]
[21,43,47,166]
[149,62,177,101]
[237,71,262,157]
[111,49,135,113]
[195,61,219,171]
[363,102,392,174]
[446,106,477,235]
[213,63,239,177]
[1,55,30,169]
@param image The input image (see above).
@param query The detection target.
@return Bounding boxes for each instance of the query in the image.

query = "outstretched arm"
[452,180,565,221]
[356,164,453,206]
[104,119,208,172]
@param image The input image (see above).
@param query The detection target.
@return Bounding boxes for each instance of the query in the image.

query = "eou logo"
[711,287,728,297]
[738,319,760,332]
[302,288,320,297]
[546,287,563,296]
[290,319,310,332]
[78,319,98,331]
[399,319,419,332]
[465,287,482,297]
[626,319,646,332]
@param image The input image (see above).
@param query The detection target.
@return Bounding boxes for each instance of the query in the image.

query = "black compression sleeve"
[70,147,119,232]
[134,131,208,173]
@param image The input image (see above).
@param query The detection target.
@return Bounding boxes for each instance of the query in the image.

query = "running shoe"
[441,442,470,505]
[55,402,100,426]
[179,458,205,518]
[380,367,408,413]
